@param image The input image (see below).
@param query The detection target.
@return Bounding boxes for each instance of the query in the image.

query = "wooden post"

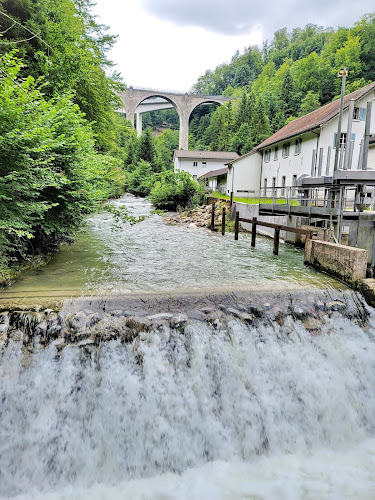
[234,211,239,240]
[211,201,215,231]
[251,217,257,247]
[230,191,233,206]
[222,207,226,236]
[273,227,280,255]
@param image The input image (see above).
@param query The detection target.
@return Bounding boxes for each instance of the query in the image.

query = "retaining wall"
[304,239,368,284]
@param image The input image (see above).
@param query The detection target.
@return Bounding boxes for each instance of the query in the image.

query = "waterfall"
[1,292,375,499]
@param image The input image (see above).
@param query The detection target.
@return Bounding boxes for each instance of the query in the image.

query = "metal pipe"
[343,99,355,170]
[334,68,347,172]
[362,99,373,170]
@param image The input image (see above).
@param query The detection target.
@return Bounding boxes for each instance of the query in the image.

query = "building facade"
[228,81,375,197]
[173,150,239,181]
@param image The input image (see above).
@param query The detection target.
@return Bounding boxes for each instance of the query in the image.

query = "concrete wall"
[304,239,368,283]
[227,153,262,197]
[234,202,289,239]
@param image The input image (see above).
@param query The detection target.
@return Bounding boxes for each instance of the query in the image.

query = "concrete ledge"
[304,239,368,284]
[357,279,375,308]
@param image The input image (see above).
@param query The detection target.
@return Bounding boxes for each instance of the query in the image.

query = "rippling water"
[0,194,343,304]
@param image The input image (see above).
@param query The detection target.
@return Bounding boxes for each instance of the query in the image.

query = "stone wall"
[304,239,368,284]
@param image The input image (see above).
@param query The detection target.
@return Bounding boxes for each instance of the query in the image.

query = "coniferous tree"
[138,128,157,170]
[250,97,271,147]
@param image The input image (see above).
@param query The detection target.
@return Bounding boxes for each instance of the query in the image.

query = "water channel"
[1,194,375,499]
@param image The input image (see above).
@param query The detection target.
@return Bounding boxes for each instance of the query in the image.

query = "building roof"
[255,81,375,150]
[199,167,228,179]
[174,150,239,161]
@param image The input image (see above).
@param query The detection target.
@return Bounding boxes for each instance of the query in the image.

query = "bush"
[0,53,124,281]
[149,171,206,211]
[126,161,155,196]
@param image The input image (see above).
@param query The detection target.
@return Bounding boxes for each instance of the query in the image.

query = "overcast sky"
[92,0,374,92]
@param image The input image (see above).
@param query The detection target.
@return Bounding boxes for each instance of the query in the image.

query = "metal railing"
[251,186,375,212]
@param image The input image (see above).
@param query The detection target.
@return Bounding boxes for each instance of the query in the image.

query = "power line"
[0,10,54,53]
[0,35,37,44]
[0,21,15,34]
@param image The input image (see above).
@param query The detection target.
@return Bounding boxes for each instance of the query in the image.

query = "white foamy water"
[1,313,375,499]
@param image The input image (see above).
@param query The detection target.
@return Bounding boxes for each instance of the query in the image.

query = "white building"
[199,167,228,193]
[227,81,375,196]
[173,150,239,181]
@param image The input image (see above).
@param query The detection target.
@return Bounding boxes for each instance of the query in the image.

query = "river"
[1,195,375,499]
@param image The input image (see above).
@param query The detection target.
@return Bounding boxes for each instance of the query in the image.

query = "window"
[202,161,206,166]
[193,175,197,180]
[333,132,356,149]
[274,146,278,160]
[264,149,271,162]
[294,138,302,154]
[353,107,367,121]
[264,178,267,196]
[193,161,198,166]
[281,176,286,196]
[272,177,276,192]
[282,142,290,158]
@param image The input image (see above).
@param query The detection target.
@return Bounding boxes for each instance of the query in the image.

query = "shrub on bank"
[149,171,206,211]
[0,53,125,284]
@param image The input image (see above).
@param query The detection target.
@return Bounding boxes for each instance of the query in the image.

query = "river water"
[0,194,343,306]
[1,195,375,499]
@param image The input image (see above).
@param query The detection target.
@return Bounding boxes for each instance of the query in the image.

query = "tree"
[138,127,157,170]
[298,90,321,116]
[280,69,299,118]
[0,0,122,151]
[0,52,124,278]
[250,97,271,147]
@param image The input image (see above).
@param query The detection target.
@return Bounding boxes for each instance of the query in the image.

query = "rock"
[87,312,105,327]
[226,308,242,319]
[326,300,346,312]
[238,312,254,323]
[147,313,173,321]
[110,309,124,317]
[0,312,9,333]
[67,312,87,331]
[188,223,197,229]
[171,313,188,329]
[303,316,322,331]
[200,307,215,314]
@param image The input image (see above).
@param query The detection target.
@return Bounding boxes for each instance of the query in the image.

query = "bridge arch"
[119,87,232,150]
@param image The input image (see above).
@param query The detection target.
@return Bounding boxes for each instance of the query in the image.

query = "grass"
[211,192,299,205]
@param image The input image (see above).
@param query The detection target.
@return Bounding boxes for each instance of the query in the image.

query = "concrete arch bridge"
[118,87,232,150]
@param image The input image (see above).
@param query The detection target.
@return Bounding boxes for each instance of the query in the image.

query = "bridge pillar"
[178,105,191,150]
[136,112,143,137]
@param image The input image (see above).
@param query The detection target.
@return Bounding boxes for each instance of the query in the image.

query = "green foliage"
[154,129,179,171]
[149,171,206,211]
[189,16,375,154]
[138,127,157,170]
[126,160,155,197]
[0,53,123,279]
[0,0,122,151]
[298,90,321,116]
[105,204,147,225]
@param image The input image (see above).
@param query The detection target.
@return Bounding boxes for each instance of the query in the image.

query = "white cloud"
[92,0,374,91]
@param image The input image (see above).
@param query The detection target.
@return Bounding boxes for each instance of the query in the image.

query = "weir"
[1,195,375,498]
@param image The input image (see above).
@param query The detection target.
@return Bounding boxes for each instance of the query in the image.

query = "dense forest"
[188,15,375,154]
[1,1,375,282]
